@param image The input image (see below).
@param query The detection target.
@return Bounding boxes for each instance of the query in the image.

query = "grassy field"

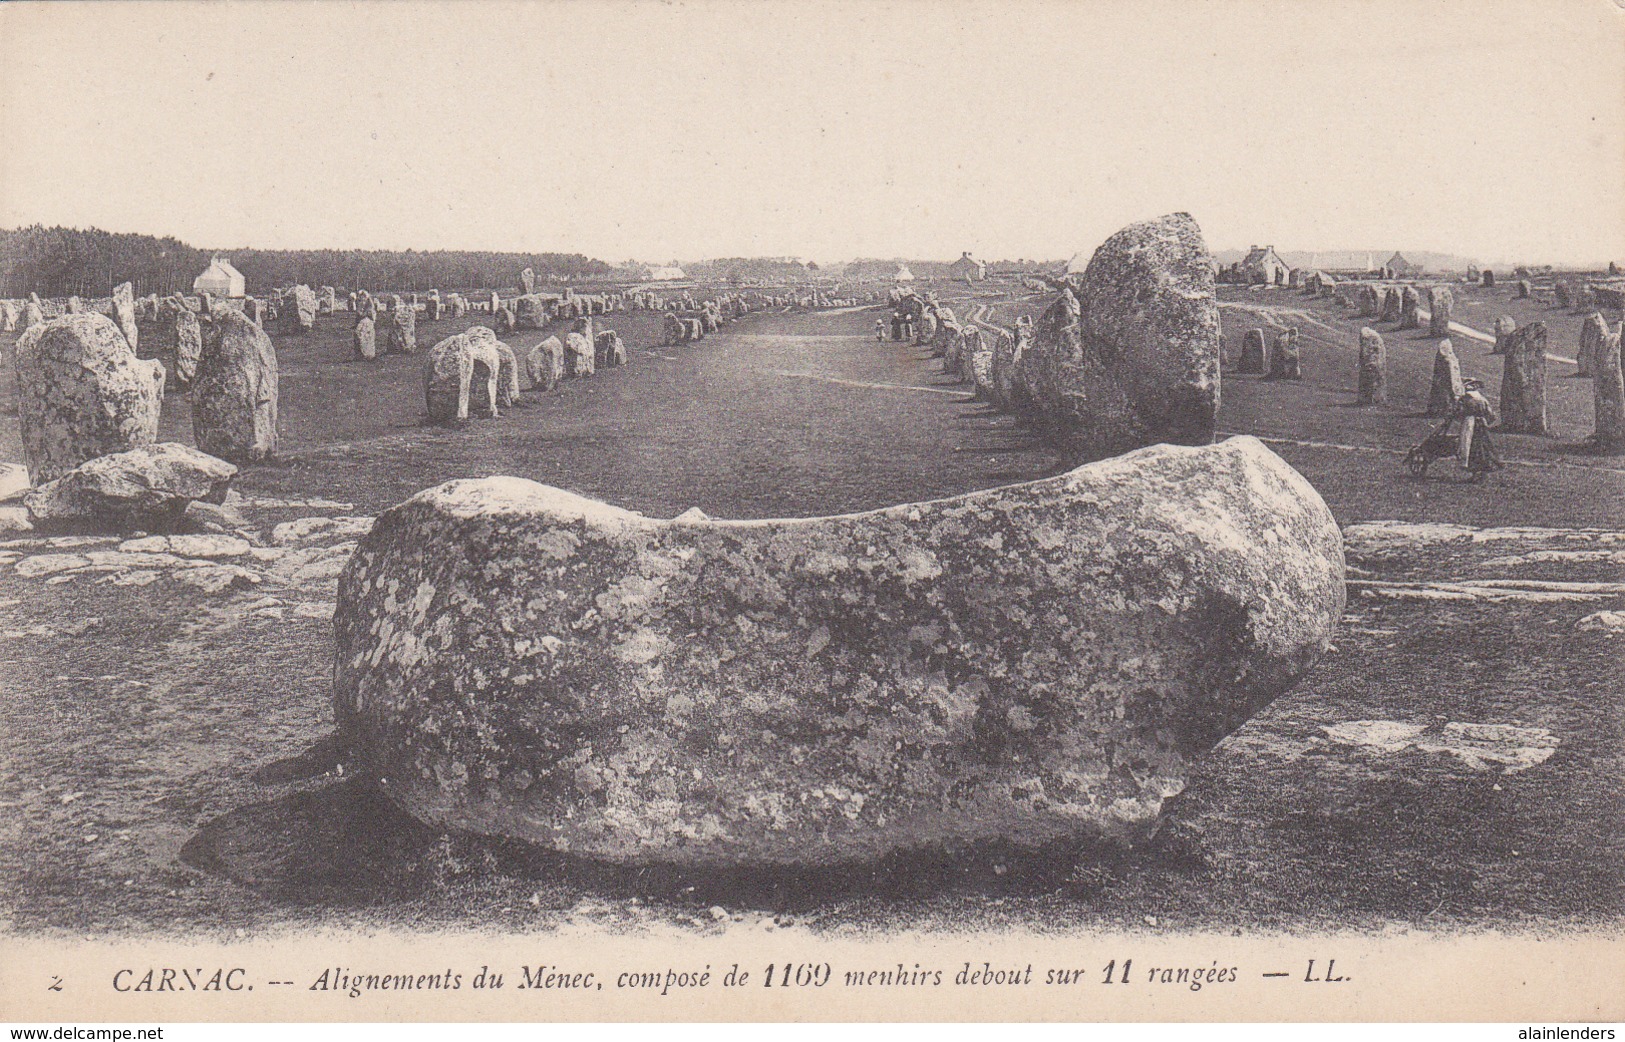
[0,283,1620,938]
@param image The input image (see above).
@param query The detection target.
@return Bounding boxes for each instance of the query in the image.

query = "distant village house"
[948,252,987,282]
[1383,252,1421,278]
[193,256,245,298]
[1239,245,1289,285]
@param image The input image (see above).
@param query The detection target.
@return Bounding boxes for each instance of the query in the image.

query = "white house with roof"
[193,257,245,298]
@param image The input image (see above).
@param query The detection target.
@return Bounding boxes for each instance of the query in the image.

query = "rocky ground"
[0,287,1620,937]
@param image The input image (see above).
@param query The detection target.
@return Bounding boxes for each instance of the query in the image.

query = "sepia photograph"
[0,0,1621,1027]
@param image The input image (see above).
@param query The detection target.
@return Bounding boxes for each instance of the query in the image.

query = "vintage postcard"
[0,0,1621,1026]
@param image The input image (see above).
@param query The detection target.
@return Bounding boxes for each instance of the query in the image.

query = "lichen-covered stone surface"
[193,309,279,463]
[524,336,565,391]
[353,317,377,360]
[24,442,236,529]
[424,333,500,424]
[334,435,1344,869]
[13,313,167,484]
[290,285,317,333]
[387,303,417,354]
[1016,212,1220,459]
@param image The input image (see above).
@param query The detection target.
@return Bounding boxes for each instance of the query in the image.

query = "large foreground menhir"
[334,436,1345,869]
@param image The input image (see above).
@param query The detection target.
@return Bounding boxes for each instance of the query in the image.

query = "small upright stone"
[1554,282,1572,309]
[1576,312,1607,378]
[494,306,516,334]
[1493,315,1517,355]
[1268,327,1302,380]
[1357,327,1387,406]
[1516,279,1532,299]
[387,301,417,354]
[1428,286,1453,336]
[318,286,337,315]
[519,267,535,295]
[525,336,565,391]
[1380,286,1402,323]
[1482,270,1495,287]
[1427,339,1465,417]
[353,316,378,360]
[290,285,317,333]
[1359,285,1381,317]
[1499,321,1550,435]
[175,309,203,383]
[21,301,44,330]
[111,281,138,351]
[1236,328,1267,374]
[1399,285,1422,329]
[595,330,627,367]
[1592,323,1625,453]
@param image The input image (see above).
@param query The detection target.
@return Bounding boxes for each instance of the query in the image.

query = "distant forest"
[0,225,616,299]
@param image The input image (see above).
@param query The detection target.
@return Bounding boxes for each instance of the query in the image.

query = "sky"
[2,0,1622,267]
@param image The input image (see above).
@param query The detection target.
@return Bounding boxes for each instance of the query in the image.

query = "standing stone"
[193,308,279,463]
[353,317,378,360]
[515,295,548,330]
[425,291,443,322]
[245,297,267,327]
[1493,315,1517,355]
[21,301,44,331]
[1267,328,1302,380]
[1,301,15,332]
[525,336,565,391]
[1236,328,1267,374]
[356,290,374,319]
[1014,212,1220,457]
[424,334,491,425]
[1516,279,1532,299]
[466,326,520,409]
[1593,324,1625,453]
[564,331,595,378]
[1399,286,1422,329]
[1499,321,1550,435]
[1426,339,1465,417]
[111,281,138,351]
[1554,282,1572,309]
[290,285,317,333]
[494,306,516,334]
[387,302,417,354]
[1482,270,1495,287]
[1379,286,1403,323]
[595,330,627,367]
[1427,286,1453,336]
[12,314,166,484]
[318,286,337,315]
[1578,312,1607,378]
[66,296,82,315]
[1357,327,1387,406]
[1576,284,1597,310]
[451,294,468,319]
[175,309,203,383]
[519,268,535,295]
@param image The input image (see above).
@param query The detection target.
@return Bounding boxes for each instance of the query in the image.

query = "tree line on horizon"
[0,224,617,299]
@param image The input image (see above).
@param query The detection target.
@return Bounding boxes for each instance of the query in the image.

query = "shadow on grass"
[182,741,1200,914]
